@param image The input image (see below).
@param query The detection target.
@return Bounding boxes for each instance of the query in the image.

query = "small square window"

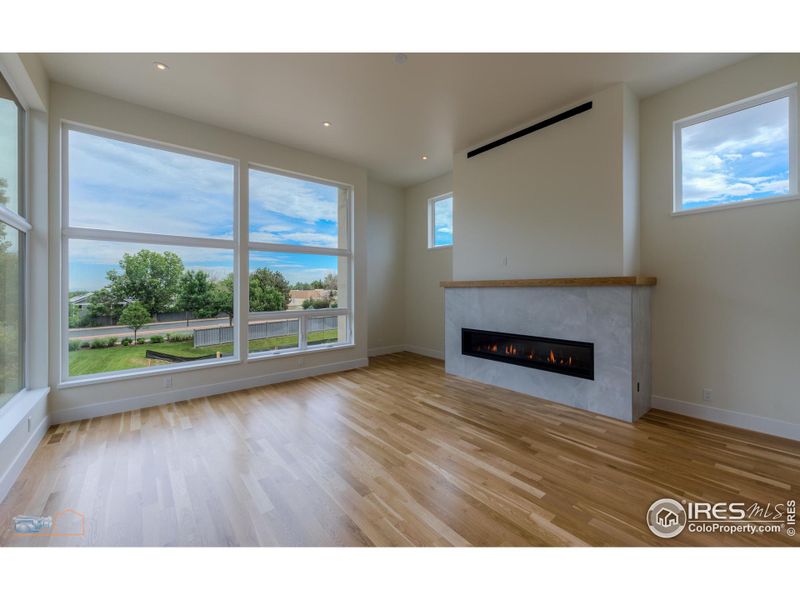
[674,85,797,214]
[428,193,453,248]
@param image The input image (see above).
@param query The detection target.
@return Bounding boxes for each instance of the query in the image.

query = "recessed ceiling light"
[153,62,169,71]
[323,121,332,128]
[421,154,428,160]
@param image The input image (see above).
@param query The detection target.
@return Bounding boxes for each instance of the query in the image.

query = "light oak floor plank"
[1,353,798,546]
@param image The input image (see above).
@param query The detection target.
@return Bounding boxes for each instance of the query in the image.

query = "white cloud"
[250,169,339,224]
[251,228,338,247]
[681,96,790,205]
[69,130,235,238]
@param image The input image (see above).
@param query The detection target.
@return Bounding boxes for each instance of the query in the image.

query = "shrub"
[121,338,130,346]
[150,335,164,344]
[107,337,118,347]
[302,298,332,310]
[90,338,109,349]
[68,340,81,351]
[167,332,192,343]
[80,340,90,349]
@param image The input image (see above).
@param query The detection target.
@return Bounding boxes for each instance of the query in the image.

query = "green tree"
[69,304,84,328]
[177,270,215,326]
[107,250,184,317]
[322,273,338,290]
[249,268,290,311]
[302,297,332,310]
[0,177,11,254]
[250,283,285,312]
[86,286,124,324]
[118,301,150,344]
[212,274,235,326]
[0,177,21,395]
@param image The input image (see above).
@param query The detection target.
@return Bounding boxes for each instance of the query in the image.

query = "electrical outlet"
[298,357,304,367]
[703,388,712,402]
[163,376,173,389]
[502,256,508,267]
[27,416,31,433]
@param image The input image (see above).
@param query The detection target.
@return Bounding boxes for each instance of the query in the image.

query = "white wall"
[367,178,406,354]
[404,172,453,359]
[641,54,800,430]
[47,83,369,422]
[452,83,639,281]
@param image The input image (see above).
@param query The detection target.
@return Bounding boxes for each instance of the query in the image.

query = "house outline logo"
[646,498,687,538]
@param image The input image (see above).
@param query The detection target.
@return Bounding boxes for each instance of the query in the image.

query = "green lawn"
[68,329,340,376]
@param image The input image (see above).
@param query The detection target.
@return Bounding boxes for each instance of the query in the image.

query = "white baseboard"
[368,344,406,357]
[0,414,50,503]
[651,395,800,442]
[50,358,369,425]
[367,344,444,360]
[403,345,444,360]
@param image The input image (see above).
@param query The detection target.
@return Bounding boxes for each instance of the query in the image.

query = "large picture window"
[62,125,355,383]
[247,167,352,357]
[674,85,798,214]
[0,73,26,408]
[63,125,237,381]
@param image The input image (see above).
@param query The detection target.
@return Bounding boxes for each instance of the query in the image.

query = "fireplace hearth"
[461,328,594,380]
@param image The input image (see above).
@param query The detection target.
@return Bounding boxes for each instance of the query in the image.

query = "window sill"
[247,342,355,362]
[0,387,50,443]
[58,356,242,389]
[672,194,800,216]
[427,244,453,251]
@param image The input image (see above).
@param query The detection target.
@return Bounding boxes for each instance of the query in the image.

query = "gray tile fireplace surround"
[444,280,653,422]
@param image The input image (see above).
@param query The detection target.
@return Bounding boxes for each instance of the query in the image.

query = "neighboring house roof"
[289,289,330,301]
[69,292,94,305]
[69,292,128,307]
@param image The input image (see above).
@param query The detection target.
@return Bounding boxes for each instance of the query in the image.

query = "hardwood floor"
[2,352,798,546]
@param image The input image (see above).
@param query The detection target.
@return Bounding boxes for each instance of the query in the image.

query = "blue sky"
[68,131,341,291]
[434,195,453,246]
[681,97,790,209]
[249,168,341,247]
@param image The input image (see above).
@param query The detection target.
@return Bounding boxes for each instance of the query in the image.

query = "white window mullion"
[0,205,31,233]
[248,307,348,320]
[298,313,308,352]
[63,226,236,250]
[247,240,349,256]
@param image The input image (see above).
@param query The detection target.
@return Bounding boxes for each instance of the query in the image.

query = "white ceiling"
[40,53,751,187]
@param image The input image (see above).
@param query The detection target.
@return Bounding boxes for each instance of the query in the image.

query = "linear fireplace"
[461,328,594,380]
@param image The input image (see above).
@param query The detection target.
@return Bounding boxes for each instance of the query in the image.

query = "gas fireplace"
[461,328,594,380]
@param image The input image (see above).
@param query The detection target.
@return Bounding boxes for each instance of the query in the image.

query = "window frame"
[60,122,242,386]
[427,192,453,249]
[246,162,354,358]
[0,69,29,409]
[673,84,799,216]
[58,123,358,387]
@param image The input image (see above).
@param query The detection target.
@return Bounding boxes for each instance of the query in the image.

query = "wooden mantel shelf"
[440,276,657,288]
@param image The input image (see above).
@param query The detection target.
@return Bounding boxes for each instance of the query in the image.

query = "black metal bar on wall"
[466,101,593,159]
